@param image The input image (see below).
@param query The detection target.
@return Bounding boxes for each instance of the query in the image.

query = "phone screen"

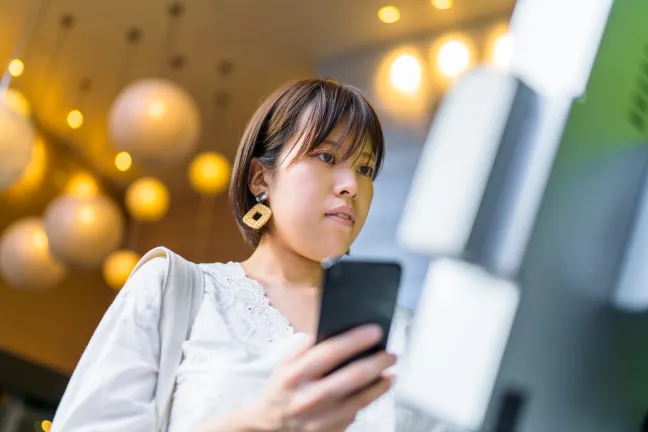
[316,259,402,372]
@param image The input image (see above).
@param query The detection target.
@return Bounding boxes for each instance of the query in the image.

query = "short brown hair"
[230,78,385,247]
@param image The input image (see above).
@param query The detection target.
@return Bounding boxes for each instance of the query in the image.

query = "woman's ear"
[248,158,270,197]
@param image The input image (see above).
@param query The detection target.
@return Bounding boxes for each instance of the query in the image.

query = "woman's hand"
[197,324,395,432]
[253,324,395,431]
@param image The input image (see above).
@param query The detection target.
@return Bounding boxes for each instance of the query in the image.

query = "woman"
[51,79,438,431]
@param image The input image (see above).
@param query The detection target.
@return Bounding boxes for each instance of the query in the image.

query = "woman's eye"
[358,166,374,177]
[317,153,336,164]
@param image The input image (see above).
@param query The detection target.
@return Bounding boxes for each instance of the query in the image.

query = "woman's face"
[265,121,376,261]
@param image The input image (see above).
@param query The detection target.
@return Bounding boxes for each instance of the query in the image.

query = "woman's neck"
[241,235,323,290]
[241,236,323,334]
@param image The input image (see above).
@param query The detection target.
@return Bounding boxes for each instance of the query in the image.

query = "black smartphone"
[315,259,402,373]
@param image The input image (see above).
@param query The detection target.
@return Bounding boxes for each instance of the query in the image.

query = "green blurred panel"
[558,0,648,166]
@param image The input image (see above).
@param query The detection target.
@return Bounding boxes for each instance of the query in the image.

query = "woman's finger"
[307,413,357,432]
[344,375,393,410]
[282,334,315,365]
[286,351,395,415]
[282,325,383,388]
[300,377,392,432]
[318,351,395,400]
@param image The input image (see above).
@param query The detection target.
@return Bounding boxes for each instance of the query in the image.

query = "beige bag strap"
[127,246,205,432]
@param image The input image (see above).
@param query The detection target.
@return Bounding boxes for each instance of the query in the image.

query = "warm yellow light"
[2,137,47,202]
[188,152,231,195]
[437,39,471,78]
[102,249,140,291]
[65,172,100,198]
[0,88,31,117]
[78,205,96,225]
[115,151,132,172]
[389,54,422,94]
[67,109,83,129]
[125,177,170,222]
[8,59,24,77]
[492,33,514,70]
[0,218,66,291]
[109,79,201,165]
[147,100,166,119]
[31,229,49,252]
[374,47,432,126]
[378,6,400,24]
[43,195,124,270]
[41,420,52,432]
[431,0,453,10]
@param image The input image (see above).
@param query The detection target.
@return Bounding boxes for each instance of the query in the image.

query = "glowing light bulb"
[147,100,166,118]
[8,59,24,77]
[115,151,132,172]
[78,205,96,225]
[125,177,170,222]
[67,109,83,129]
[437,40,471,78]
[0,88,31,117]
[188,152,231,195]
[102,249,141,291]
[65,172,99,198]
[431,0,453,10]
[31,230,48,251]
[492,33,513,70]
[390,54,422,94]
[378,6,400,24]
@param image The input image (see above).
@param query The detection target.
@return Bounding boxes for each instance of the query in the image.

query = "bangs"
[231,78,386,247]
[287,82,385,177]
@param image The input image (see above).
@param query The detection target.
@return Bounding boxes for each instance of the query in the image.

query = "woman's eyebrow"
[320,139,375,162]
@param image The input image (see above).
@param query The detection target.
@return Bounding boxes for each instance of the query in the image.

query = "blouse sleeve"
[51,257,167,432]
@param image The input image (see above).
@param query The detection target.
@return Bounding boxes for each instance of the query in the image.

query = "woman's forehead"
[283,105,380,165]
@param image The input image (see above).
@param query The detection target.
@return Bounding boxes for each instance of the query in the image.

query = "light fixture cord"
[0,0,49,93]
[114,28,142,91]
[38,13,76,101]
[159,1,186,77]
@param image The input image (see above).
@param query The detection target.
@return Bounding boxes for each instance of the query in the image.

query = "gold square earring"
[242,192,272,230]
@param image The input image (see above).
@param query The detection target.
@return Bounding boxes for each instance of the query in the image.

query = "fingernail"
[363,324,382,339]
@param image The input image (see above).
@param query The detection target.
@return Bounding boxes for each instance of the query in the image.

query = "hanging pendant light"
[43,194,125,269]
[0,103,34,191]
[0,218,67,291]
[107,2,201,166]
[0,0,46,192]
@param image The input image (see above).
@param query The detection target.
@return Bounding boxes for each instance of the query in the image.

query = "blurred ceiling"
[1,0,517,376]
[1,0,515,192]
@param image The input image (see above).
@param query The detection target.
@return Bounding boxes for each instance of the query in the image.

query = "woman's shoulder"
[118,255,168,298]
[133,255,168,277]
[121,249,238,296]
[195,261,260,305]
[197,260,245,287]
[123,250,247,304]
[113,256,169,320]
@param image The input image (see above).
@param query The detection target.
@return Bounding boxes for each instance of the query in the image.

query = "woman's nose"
[333,167,358,198]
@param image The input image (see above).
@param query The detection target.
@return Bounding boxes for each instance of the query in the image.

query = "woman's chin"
[316,248,349,262]
[300,245,347,263]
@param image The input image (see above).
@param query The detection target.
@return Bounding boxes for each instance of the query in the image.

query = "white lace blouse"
[51,257,443,432]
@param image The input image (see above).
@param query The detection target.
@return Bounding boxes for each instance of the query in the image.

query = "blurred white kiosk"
[397,0,648,430]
